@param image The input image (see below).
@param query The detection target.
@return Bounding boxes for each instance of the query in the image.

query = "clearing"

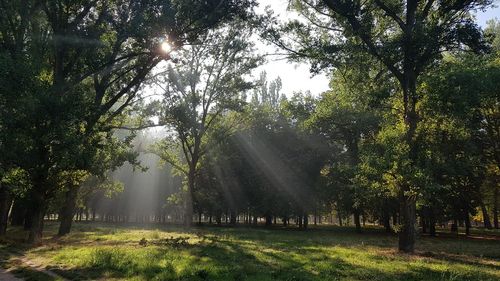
[0,223,499,281]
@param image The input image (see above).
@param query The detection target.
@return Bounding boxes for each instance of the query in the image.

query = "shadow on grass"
[0,238,60,281]
[48,238,347,281]
[4,223,500,281]
[42,236,500,281]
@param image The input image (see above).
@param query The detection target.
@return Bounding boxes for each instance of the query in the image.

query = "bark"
[479,200,492,229]
[0,183,13,236]
[27,190,46,244]
[353,209,362,233]
[230,210,237,225]
[494,186,499,229]
[10,199,26,226]
[58,184,79,236]
[429,208,436,237]
[398,188,416,253]
[451,220,458,233]
[265,213,272,227]
[303,214,308,230]
[464,210,471,236]
[383,210,391,233]
[24,206,33,230]
[184,169,195,227]
[421,215,427,234]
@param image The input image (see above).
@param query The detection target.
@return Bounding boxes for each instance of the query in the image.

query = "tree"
[153,23,261,226]
[264,0,491,252]
[420,52,500,232]
[0,0,258,243]
[306,59,384,232]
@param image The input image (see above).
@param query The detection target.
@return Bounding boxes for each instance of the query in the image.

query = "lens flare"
[161,41,171,53]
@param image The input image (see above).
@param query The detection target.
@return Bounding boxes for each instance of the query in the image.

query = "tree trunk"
[58,185,79,236]
[383,206,391,233]
[0,183,13,236]
[184,168,195,227]
[230,210,237,225]
[27,190,46,244]
[397,55,419,253]
[429,208,436,237]
[10,199,26,226]
[421,215,427,234]
[353,209,362,233]
[479,200,492,229]
[265,213,272,227]
[398,188,416,253]
[24,206,34,230]
[303,214,308,230]
[464,210,471,236]
[494,186,499,229]
[451,220,458,233]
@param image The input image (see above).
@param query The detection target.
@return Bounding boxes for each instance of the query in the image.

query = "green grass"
[2,222,499,281]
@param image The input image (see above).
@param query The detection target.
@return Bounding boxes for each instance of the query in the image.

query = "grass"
[1,222,499,281]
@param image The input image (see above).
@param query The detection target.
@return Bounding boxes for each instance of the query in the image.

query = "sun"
[161,41,171,53]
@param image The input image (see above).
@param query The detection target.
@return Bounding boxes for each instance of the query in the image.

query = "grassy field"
[1,222,499,281]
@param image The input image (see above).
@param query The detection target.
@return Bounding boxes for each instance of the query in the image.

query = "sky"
[256,0,500,97]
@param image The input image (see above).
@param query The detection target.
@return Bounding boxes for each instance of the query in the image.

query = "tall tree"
[0,0,258,243]
[264,0,491,252]
[307,59,384,232]
[153,23,261,226]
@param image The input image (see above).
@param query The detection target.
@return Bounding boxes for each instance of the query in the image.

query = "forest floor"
[0,222,499,281]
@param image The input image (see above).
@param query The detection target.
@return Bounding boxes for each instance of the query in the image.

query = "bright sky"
[257,0,500,97]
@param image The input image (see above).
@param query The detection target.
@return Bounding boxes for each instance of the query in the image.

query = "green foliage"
[152,21,262,219]
[0,0,258,240]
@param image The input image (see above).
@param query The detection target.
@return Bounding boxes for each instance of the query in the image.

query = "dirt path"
[18,255,67,280]
[0,268,23,281]
[1,252,67,281]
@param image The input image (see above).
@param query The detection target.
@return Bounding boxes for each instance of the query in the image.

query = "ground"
[0,222,499,281]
